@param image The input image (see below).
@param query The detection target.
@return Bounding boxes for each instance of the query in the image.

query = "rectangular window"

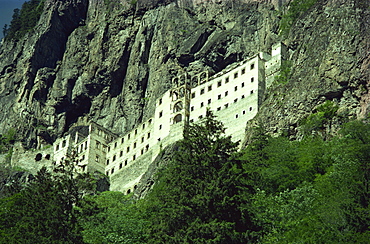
[133,155,136,161]
[106,159,109,165]
[107,146,110,152]
[241,68,246,74]
[241,82,245,87]
[134,142,137,149]
[119,163,123,169]
[191,106,194,111]
[200,102,204,108]
[243,110,246,115]
[250,63,255,70]
[249,107,253,111]
[127,146,130,153]
[135,129,137,135]
[159,111,163,118]
[234,72,238,79]
[111,168,114,174]
[217,107,221,111]
[128,134,131,140]
[208,99,211,105]
[147,132,150,139]
[224,103,229,109]
[106,171,109,176]
[234,98,238,103]
[159,124,162,130]
[159,98,162,105]
[142,124,145,129]
[192,92,195,98]
[121,138,124,143]
[251,77,254,83]
[218,94,221,100]
[208,85,212,91]
[234,86,238,91]
[95,155,99,162]
[141,149,144,155]
[96,141,100,149]
[125,160,128,166]
[200,88,205,95]
[120,151,123,157]
[250,90,254,95]
[235,114,239,118]
[114,142,117,148]
[241,95,245,99]
[225,77,229,83]
[217,81,221,87]
[141,137,144,143]
[225,91,228,96]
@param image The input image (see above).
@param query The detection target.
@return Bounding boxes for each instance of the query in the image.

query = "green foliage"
[273,60,292,86]
[300,100,339,137]
[279,0,319,38]
[0,128,16,154]
[143,109,259,243]
[4,0,45,41]
[80,191,149,244]
[0,159,96,243]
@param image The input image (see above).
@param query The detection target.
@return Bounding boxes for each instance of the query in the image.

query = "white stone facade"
[49,43,285,194]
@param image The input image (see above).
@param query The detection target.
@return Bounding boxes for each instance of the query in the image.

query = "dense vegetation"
[2,0,45,41]
[0,110,369,243]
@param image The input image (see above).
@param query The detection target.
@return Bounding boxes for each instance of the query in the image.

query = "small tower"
[169,73,191,142]
[265,42,288,88]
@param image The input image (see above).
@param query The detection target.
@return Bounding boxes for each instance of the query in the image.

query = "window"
[241,82,245,88]
[114,142,117,148]
[190,119,194,123]
[128,134,131,140]
[125,160,128,166]
[225,91,228,96]
[120,151,123,157]
[96,141,100,149]
[119,163,123,169]
[217,107,221,111]
[111,168,114,174]
[147,132,150,139]
[134,142,137,149]
[159,98,162,105]
[200,88,205,95]
[234,86,238,91]
[133,155,136,161]
[224,103,229,109]
[113,155,116,161]
[159,124,162,130]
[141,137,144,143]
[62,140,66,147]
[234,72,238,79]
[142,124,145,129]
[95,155,99,162]
[159,111,163,118]
[127,146,130,153]
[106,171,109,176]
[235,114,239,118]
[225,77,229,83]
[108,147,111,152]
[191,106,194,111]
[106,159,110,165]
[135,129,137,135]
[241,68,245,74]
[241,95,245,99]
[208,85,212,91]
[141,149,144,155]
[200,102,204,108]
[251,77,254,83]
[250,90,254,95]
[208,99,211,105]
[121,138,124,143]
[148,119,152,124]
[56,144,60,151]
[218,94,221,100]
[217,81,221,87]
[199,115,203,119]
[192,92,195,98]
[250,63,255,70]
[249,107,253,111]
[243,110,246,115]
[234,98,238,103]
[146,144,149,152]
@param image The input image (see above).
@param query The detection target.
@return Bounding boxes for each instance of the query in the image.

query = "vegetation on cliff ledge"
[3,0,45,41]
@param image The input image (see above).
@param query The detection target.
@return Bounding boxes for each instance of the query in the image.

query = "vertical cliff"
[0,0,280,149]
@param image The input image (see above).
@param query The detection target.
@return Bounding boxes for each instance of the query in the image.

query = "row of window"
[106,130,151,153]
[190,106,254,122]
[107,142,150,166]
[106,119,153,153]
[106,144,150,176]
[55,139,67,151]
[191,76,255,99]
[190,90,254,111]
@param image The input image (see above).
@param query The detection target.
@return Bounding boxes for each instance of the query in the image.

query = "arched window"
[192,76,199,88]
[178,87,185,98]
[172,91,178,101]
[173,114,182,124]
[173,101,183,113]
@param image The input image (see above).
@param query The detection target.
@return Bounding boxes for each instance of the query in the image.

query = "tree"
[0,158,96,243]
[144,109,260,243]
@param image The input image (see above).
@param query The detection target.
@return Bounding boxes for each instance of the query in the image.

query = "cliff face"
[0,0,280,149]
[0,0,369,151]
[244,0,370,141]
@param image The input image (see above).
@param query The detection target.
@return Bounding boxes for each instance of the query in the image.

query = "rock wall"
[0,0,280,150]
